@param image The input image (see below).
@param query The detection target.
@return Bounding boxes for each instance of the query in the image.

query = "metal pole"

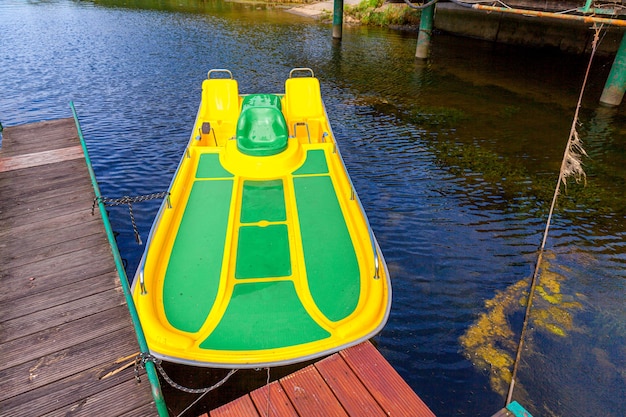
[70,102,170,417]
[473,4,626,27]
[415,3,435,59]
[332,0,344,39]
[600,32,626,106]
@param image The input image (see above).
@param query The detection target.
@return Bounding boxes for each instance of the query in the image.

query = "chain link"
[134,352,238,394]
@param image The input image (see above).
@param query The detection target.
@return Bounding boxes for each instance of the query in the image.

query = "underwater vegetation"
[459,252,584,397]
[355,97,625,233]
[459,279,526,396]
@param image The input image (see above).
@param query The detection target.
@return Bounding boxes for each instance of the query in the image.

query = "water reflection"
[1,1,625,416]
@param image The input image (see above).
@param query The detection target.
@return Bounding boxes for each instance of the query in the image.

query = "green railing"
[70,102,169,417]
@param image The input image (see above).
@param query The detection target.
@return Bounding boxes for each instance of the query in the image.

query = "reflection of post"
[415,3,435,59]
[585,105,617,157]
[600,32,626,106]
[333,0,344,39]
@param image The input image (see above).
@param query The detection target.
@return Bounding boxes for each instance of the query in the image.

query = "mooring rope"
[265,367,272,417]
[92,192,169,244]
[505,24,599,405]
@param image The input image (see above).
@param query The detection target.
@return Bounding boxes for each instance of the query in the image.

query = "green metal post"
[600,31,626,106]
[332,0,344,39]
[70,102,170,417]
[415,3,435,59]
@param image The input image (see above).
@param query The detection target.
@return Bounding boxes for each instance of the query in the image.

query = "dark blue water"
[2,1,625,416]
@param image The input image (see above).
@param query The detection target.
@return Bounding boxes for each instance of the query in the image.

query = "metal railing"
[70,102,169,417]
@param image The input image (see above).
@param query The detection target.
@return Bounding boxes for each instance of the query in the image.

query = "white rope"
[505,23,599,406]
[265,367,272,417]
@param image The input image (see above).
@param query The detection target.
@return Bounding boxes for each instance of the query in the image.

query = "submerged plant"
[459,279,526,396]
[460,252,583,396]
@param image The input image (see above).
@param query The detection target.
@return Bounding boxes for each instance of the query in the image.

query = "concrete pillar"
[332,0,344,39]
[600,31,626,106]
[415,3,435,59]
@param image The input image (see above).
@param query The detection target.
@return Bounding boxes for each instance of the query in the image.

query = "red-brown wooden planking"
[250,381,299,417]
[202,341,436,417]
[210,395,260,417]
[280,365,349,417]
[340,342,437,416]
[314,352,387,416]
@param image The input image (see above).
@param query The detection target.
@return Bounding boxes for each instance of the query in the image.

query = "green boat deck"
[161,149,361,351]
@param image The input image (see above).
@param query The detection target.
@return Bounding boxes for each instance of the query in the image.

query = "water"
[1,1,625,416]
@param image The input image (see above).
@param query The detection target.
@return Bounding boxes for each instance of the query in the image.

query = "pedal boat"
[132,68,391,368]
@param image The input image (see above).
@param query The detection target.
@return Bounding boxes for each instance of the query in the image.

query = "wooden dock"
[205,341,436,417]
[0,119,158,416]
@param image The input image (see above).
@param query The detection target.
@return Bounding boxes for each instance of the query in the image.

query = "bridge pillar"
[600,31,626,106]
[415,3,435,59]
[333,0,344,39]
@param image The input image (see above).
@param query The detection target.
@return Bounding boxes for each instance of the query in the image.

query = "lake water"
[1,1,625,416]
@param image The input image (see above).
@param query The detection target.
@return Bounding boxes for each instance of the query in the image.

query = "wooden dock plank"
[0,190,99,229]
[315,352,387,417]
[1,243,115,284]
[0,145,84,172]
[1,362,144,416]
[3,231,107,274]
[340,342,436,417]
[249,382,299,417]
[210,395,261,417]
[0,180,95,223]
[1,259,115,304]
[1,273,116,322]
[0,206,100,238]
[0,118,79,157]
[1,305,133,371]
[280,365,349,417]
[0,119,156,416]
[201,341,436,417]
[41,375,152,417]
[1,288,126,344]
[118,401,162,417]
[0,159,93,195]
[0,328,140,401]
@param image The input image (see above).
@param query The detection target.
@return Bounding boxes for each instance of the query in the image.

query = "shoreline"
[285,0,362,20]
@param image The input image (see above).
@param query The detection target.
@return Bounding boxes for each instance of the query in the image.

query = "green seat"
[236,94,288,156]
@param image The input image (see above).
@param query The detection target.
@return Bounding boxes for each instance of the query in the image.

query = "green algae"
[460,253,584,396]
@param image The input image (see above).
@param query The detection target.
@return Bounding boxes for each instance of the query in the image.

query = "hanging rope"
[403,0,439,10]
[264,367,272,417]
[92,191,169,244]
[505,24,598,405]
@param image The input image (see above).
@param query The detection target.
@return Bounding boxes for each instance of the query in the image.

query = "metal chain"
[134,352,238,394]
[92,192,169,244]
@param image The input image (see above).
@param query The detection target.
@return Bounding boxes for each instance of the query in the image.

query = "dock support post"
[600,31,626,106]
[415,3,435,59]
[332,0,344,39]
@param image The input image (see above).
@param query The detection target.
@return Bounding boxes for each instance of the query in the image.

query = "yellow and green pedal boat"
[132,68,391,368]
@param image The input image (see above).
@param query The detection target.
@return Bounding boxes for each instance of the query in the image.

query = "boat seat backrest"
[284,77,325,142]
[199,78,240,141]
[236,94,288,156]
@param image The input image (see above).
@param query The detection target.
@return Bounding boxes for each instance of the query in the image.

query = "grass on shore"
[344,0,421,27]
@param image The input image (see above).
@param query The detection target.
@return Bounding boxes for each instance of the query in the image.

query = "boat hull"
[132,69,391,368]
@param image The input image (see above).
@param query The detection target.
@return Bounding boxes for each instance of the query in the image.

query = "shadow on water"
[1,1,625,416]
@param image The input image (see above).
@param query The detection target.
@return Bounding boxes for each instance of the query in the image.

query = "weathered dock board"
[0,119,157,416]
[205,341,436,417]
